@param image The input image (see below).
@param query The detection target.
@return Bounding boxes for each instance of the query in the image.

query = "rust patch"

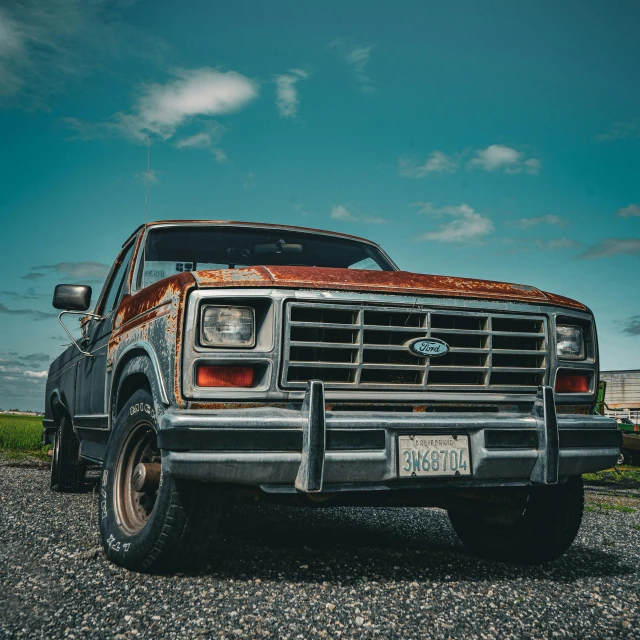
[189,402,288,410]
[193,265,586,310]
[110,306,167,342]
[195,268,268,286]
[556,405,591,415]
[109,271,197,409]
[114,272,195,330]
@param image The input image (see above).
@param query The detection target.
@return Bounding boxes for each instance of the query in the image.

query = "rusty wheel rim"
[114,421,161,536]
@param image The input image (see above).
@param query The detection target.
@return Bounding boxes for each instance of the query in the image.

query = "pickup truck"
[43,220,621,572]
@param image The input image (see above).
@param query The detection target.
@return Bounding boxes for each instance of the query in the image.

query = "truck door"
[74,242,135,429]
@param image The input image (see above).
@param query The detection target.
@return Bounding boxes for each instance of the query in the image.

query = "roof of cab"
[122,219,380,248]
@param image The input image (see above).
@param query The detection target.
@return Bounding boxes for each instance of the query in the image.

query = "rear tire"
[50,415,86,493]
[98,389,223,573]
[617,450,632,466]
[448,477,584,564]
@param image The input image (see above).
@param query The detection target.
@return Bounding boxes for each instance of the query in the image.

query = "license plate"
[398,434,471,478]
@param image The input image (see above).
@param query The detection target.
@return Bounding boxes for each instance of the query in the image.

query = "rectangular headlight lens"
[556,325,584,360]
[201,306,255,347]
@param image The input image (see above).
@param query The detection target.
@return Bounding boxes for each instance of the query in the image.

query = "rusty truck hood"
[193,266,585,310]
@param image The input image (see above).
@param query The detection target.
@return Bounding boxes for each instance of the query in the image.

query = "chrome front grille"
[281,302,548,392]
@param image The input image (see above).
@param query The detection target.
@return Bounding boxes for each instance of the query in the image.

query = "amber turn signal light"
[555,373,589,394]
[196,365,255,388]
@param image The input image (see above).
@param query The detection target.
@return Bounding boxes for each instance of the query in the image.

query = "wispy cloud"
[623,316,640,336]
[0,303,53,321]
[534,237,581,251]
[61,68,258,154]
[398,152,458,178]
[175,122,227,162]
[330,205,387,224]
[0,290,44,301]
[21,272,45,281]
[414,202,493,243]
[0,353,52,406]
[275,69,309,119]
[0,0,167,109]
[596,119,640,142]
[468,145,540,174]
[579,238,640,259]
[509,214,568,229]
[33,261,110,279]
[328,40,375,94]
[617,203,640,218]
[399,145,540,178]
[243,171,256,191]
[134,169,159,184]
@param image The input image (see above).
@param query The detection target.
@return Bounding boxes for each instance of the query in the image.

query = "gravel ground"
[1,465,639,639]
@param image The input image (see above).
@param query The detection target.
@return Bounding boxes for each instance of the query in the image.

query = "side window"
[102,244,135,314]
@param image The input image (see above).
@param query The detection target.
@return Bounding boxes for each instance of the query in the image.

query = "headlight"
[556,325,584,360]
[201,306,255,347]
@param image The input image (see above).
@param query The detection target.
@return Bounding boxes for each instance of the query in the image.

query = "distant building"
[600,370,640,423]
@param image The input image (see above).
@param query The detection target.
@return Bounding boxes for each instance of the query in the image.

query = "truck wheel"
[98,389,222,573]
[617,450,631,466]
[448,476,584,564]
[50,415,86,493]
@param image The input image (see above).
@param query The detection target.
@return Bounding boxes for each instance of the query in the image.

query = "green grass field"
[0,414,49,459]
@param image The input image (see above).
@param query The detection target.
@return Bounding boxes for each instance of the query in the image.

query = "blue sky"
[1,0,639,409]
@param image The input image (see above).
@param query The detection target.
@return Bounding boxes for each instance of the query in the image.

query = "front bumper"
[159,382,621,493]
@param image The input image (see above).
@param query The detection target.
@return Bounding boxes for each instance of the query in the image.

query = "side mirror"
[52,284,92,311]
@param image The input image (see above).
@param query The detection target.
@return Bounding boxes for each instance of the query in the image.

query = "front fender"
[110,346,169,429]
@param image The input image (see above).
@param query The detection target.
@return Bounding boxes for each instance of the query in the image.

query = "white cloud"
[414,202,494,243]
[62,68,258,147]
[0,0,167,108]
[23,370,48,379]
[330,205,387,224]
[617,204,640,218]
[579,238,640,259]
[523,158,541,175]
[328,40,375,93]
[275,69,309,118]
[398,144,540,179]
[398,151,458,178]
[510,214,568,229]
[129,69,258,140]
[468,145,540,174]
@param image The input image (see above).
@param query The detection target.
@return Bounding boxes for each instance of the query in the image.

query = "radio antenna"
[145,135,151,224]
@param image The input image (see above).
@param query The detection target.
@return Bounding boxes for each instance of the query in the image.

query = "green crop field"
[0,414,48,459]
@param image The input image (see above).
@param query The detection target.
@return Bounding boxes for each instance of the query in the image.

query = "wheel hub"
[113,422,161,536]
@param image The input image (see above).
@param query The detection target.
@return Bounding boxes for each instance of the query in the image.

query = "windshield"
[137,226,396,288]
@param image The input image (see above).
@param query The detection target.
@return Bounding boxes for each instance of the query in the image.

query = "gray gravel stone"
[1,466,639,639]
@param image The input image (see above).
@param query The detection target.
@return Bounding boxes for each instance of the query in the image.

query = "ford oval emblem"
[406,337,450,358]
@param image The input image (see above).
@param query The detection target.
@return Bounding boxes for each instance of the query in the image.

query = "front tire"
[98,389,222,572]
[448,477,584,564]
[50,415,86,493]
